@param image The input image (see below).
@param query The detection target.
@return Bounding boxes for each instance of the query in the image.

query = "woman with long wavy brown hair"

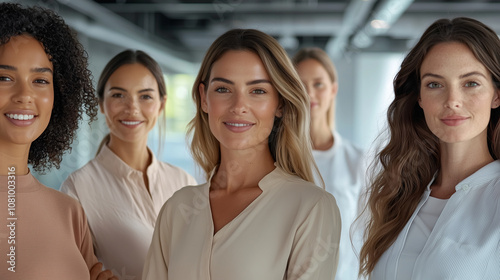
[360,17,500,279]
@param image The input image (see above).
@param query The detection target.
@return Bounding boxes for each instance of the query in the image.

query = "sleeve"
[76,204,99,270]
[287,193,342,280]
[142,203,170,280]
[60,175,79,200]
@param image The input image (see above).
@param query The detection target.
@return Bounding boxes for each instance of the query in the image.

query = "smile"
[6,114,35,120]
[120,120,142,125]
[224,122,253,127]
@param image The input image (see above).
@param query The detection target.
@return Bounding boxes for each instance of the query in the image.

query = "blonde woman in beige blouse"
[61,50,196,280]
[143,29,341,280]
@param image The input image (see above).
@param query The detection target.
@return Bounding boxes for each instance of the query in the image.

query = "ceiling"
[13,0,500,73]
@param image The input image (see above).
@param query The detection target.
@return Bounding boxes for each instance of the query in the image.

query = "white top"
[396,196,447,280]
[371,160,500,280]
[60,145,197,280]
[142,166,342,280]
[312,131,366,280]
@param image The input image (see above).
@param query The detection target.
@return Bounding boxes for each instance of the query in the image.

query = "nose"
[12,81,34,104]
[229,92,248,114]
[124,96,140,115]
[444,87,462,108]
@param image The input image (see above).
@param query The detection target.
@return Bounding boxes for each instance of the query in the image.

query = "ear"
[159,96,166,113]
[331,81,339,97]
[492,88,500,109]
[99,100,104,114]
[199,83,208,113]
[418,95,423,108]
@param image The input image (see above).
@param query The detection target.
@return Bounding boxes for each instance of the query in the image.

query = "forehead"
[210,50,269,76]
[0,35,52,68]
[421,42,486,73]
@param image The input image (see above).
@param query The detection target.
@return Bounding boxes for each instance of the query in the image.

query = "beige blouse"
[0,172,97,279]
[60,145,197,280]
[143,167,341,280]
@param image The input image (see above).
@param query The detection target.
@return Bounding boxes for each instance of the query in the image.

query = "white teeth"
[121,120,141,125]
[6,114,35,120]
[226,122,252,127]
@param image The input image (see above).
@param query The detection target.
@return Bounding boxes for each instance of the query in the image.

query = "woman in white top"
[360,17,500,279]
[142,28,341,279]
[293,48,366,280]
[61,50,196,280]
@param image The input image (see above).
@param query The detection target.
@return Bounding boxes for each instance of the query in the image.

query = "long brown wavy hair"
[359,17,500,276]
[187,28,321,185]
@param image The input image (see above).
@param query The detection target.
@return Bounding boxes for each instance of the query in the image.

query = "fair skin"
[0,35,116,280]
[199,50,281,234]
[419,42,500,199]
[295,58,338,150]
[100,63,165,191]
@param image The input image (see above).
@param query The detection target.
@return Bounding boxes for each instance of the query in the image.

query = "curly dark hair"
[0,3,98,173]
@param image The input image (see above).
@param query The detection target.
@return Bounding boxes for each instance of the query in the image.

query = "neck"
[310,118,334,151]
[433,138,493,198]
[211,145,276,193]
[107,135,151,174]
[0,141,30,175]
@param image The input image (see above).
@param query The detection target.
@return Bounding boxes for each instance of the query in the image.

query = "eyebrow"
[0,64,53,74]
[108,87,155,93]
[421,71,487,80]
[210,77,272,86]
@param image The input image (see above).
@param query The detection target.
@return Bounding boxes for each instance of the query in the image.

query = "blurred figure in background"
[293,47,366,280]
[61,50,196,279]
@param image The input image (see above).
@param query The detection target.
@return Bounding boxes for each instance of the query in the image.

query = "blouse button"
[462,184,470,191]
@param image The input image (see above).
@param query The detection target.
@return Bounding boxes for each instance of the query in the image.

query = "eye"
[34,78,50,84]
[314,82,323,88]
[251,88,266,94]
[465,81,479,87]
[140,94,153,100]
[427,82,442,89]
[111,93,124,98]
[215,87,229,93]
[0,76,12,82]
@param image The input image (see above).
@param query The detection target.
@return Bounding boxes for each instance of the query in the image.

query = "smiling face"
[101,63,164,146]
[295,58,337,124]
[0,35,54,147]
[419,42,500,145]
[199,50,281,154]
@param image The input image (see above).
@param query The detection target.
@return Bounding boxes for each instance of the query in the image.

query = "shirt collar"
[96,144,159,177]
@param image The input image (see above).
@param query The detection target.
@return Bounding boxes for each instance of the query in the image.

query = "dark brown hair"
[0,3,97,172]
[360,17,500,276]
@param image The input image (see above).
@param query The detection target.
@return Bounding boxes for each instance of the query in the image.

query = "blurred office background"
[4,0,500,189]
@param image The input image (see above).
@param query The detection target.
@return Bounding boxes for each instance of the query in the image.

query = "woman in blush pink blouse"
[61,50,196,280]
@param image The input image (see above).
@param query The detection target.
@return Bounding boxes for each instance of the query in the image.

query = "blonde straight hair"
[187,28,322,186]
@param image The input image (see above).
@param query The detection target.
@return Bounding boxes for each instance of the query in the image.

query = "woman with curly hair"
[61,50,196,279]
[360,17,500,279]
[0,3,115,279]
[143,28,341,279]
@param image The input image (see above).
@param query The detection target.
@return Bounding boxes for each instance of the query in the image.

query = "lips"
[224,122,253,127]
[5,112,38,127]
[120,120,142,126]
[6,113,35,120]
[441,116,469,126]
[223,121,254,132]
